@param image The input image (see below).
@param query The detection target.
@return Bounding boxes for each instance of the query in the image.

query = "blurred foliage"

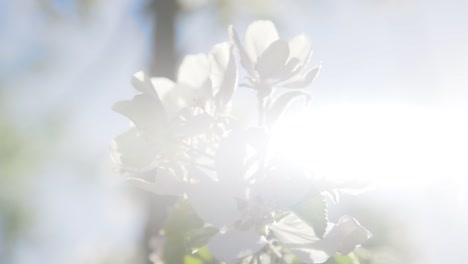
[0,104,34,261]
[0,77,66,261]
[37,0,98,20]
[178,0,276,24]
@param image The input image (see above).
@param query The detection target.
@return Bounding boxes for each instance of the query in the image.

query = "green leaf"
[196,247,214,261]
[163,201,204,264]
[291,256,305,264]
[292,193,328,239]
[334,254,355,264]
[324,253,361,264]
[184,255,203,264]
[352,248,372,264]
[182,247,215,264]
[185,225,219,249]
[265,90,311,128]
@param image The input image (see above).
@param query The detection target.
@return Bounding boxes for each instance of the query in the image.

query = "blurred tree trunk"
[149,0,178,79]
[141,1,179,264]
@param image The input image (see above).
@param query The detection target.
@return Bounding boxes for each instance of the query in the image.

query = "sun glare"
[269,104,468,188]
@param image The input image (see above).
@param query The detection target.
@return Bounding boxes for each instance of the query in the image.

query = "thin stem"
[257,94,265,127]
[255,81,273,128]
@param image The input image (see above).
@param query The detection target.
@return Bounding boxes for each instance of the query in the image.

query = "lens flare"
[269,104,468,188]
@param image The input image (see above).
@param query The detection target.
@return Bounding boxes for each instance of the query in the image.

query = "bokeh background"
[1,0,468,263]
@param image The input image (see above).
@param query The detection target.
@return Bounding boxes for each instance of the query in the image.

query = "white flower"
[111,19,372,264]
[230,20,320,92]
[112,42,237,183]
[113,41,237,137]
[113,71,170,140]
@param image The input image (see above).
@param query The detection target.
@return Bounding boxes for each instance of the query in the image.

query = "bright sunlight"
[269,104,468,188]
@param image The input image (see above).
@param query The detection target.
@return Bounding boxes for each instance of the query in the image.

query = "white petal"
[111,128,159,169]
[244,20,279,64]
[116,72,169,134]
[216,129,253,188]
[209,42,238,107]
[131,71,158,97]
[277,57,301,81]
[229,25,255,74]
[323,215,372,255]
[186,171,241,228]
[270,215,332,264]
[112,94,168,137]
[256,40,290,81]
[127,167,184,196]
[253,165,312,209]
[288,34,313,69]
[150,77,186,118]
[177,54,211,91]
[173,109,213,137]
[289,248,331,264]
[280,65,321,89]
[272,215,371,263]
[207,229,267,263]
[150,77,176,102]
[270,214,320,245]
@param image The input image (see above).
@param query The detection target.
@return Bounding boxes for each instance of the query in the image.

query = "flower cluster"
[112,20,371,263]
